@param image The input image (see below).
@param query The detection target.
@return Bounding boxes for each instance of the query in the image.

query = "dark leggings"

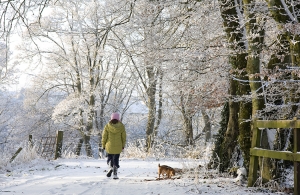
[107,154,120,168]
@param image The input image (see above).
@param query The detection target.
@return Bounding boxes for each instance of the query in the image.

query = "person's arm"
[121,128,126,149]
[102,126,108,149]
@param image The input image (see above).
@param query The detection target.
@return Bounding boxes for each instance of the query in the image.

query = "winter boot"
[113,165,119,179]
[106,167,113,177]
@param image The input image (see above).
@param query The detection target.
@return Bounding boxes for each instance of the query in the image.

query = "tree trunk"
[218,0,244,171]
[179,90,194,146]
[265,1,296,181]
[154,70,163,136]
[84,134,92,157]
[289,35,300,115]
[85,73,96,157]
[221,77,239,170]
[97,102,106,157]
[235,52,252,171]
[209,102,229,171]
[201,109,211,142]
[243,0,271,182]
[72,40,95,157]
[145,66,157,152]
[183,115,193,145]
[265,0,298,117]
[146,103,156,151]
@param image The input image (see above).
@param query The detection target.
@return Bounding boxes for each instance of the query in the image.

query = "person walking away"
[102,112,126,179]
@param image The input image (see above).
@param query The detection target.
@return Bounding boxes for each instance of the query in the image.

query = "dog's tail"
[158,163,160,167]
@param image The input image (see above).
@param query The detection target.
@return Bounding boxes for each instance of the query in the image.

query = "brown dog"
[158,164,175,179]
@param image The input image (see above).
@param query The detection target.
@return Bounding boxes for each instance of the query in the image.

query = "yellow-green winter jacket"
[102,121,126,154]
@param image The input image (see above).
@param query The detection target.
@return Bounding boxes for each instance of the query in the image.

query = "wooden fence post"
[54,131,63,160]
[10,147,23,163]
[248,118,300,193]
[294,125,300,195]
[29,134,33,147]
[248,118,260,187]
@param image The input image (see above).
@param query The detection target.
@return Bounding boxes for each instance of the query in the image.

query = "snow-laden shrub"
[61,150,78,159]
[10,143,40,166]
[0,151,11,173]
[122,140,214,162]
[235,167,247,184]
[122,142,148,159]
[0,141,41,173]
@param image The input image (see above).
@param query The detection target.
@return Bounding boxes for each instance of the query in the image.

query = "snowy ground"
[0,158,290,195]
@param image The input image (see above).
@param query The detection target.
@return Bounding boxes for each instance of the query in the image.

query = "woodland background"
[0,0,300,189]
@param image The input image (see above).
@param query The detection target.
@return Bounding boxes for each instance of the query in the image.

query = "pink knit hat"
[111,112,120,121]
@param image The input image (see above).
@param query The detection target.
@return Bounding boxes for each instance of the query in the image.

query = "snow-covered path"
[0,158,285,195]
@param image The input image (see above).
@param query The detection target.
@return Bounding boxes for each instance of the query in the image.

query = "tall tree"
[242,0,272,182]
[217,0,252,171]
[18,0,135,156]
[161,0,227,146]
[126,0,166,152]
